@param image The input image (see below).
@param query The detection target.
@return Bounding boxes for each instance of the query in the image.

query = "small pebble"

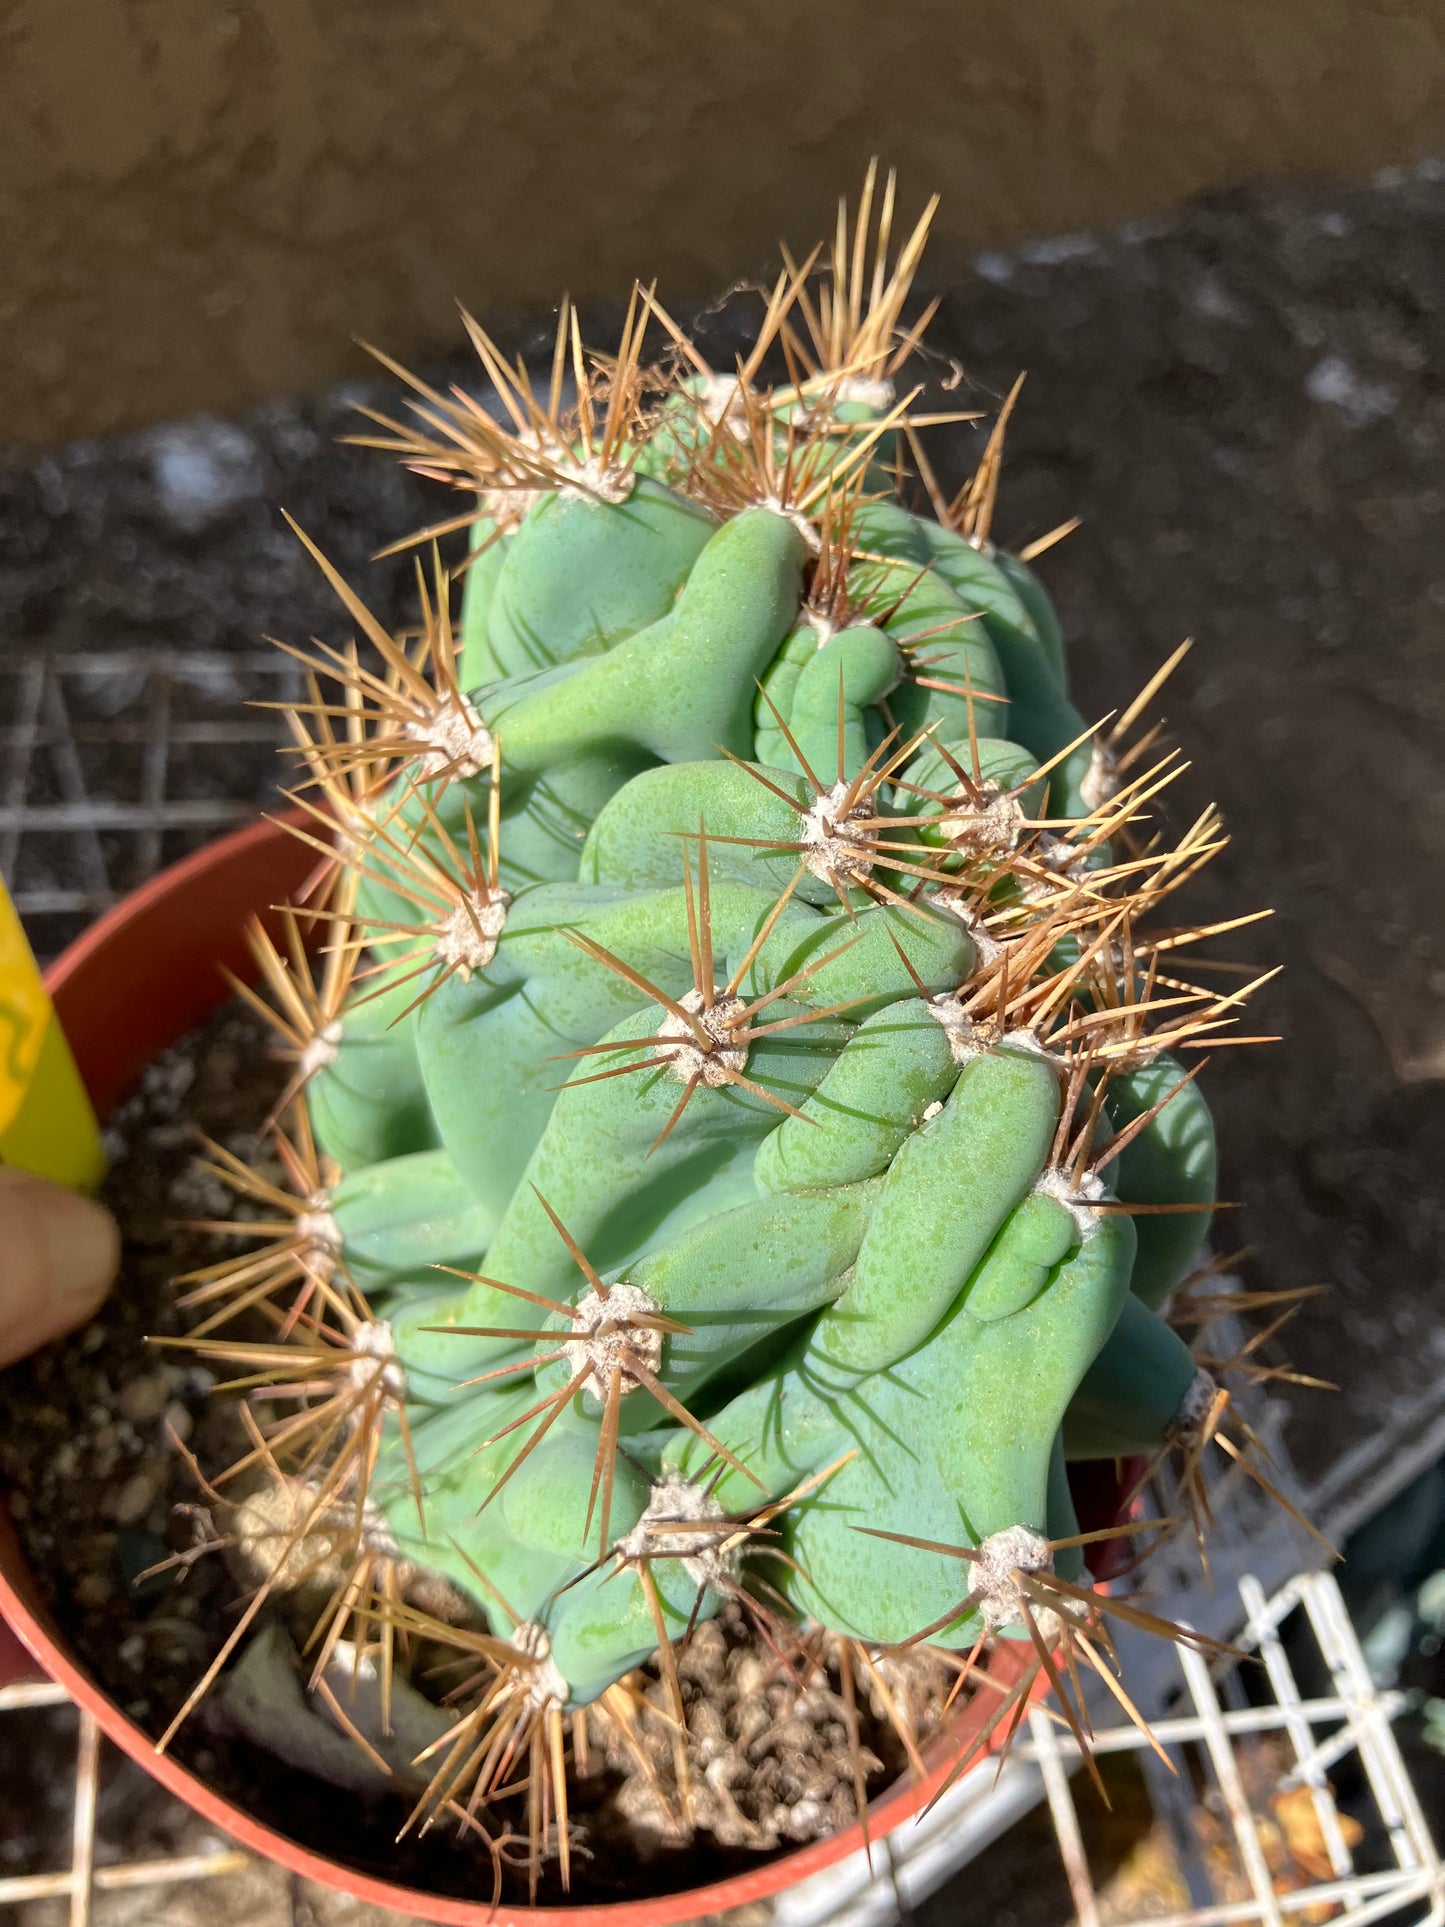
[119,1375,169,1424]
[76,1573,113,1609]
[735,1655,769,1700]
[106,1469,162,1525]
[203,1044,240,1088]
[161,1401,194,1445]
[118,1634,146,1670]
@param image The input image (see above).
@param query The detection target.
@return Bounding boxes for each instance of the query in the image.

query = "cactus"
[176,168,1297,1881]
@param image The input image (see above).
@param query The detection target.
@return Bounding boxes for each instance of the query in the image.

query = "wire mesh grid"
[1031,1570,1444,1927]
[0,1678,246,1921]
[776,1570,1444,1927]
[0,648,299,962]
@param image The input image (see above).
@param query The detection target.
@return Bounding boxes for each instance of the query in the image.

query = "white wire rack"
[778,1569,1444,1927]
[0,647,298,957]
[0,1677,246,1922]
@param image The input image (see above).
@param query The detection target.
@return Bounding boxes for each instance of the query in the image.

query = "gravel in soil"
[0,1001,954,1910]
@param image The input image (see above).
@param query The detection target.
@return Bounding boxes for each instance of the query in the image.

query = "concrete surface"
[4,1,1445,446]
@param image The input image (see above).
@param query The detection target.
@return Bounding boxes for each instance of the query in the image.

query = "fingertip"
[0,1168,119,1364]
[46,1184,119,1302]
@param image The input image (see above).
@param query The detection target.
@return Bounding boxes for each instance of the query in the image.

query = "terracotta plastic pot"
[0,816,1114,1924]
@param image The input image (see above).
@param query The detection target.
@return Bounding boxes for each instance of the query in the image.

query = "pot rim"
[0,813,1053,1924]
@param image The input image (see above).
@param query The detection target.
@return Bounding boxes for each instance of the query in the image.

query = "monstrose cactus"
[180,171,1288,1876]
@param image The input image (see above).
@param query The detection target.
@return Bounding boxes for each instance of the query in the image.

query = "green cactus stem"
[175,166,1293,1887]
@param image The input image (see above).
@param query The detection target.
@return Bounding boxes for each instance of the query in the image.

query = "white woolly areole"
[408,693,495,782]
[301,1480,402,1559]
[803,607,837,650]
[295,1203,343,1277]
[930,890,1006,966]
[432,891,510,980]
[1033,1165,1107,1238]
[1018,831,1086,904]
[1038,833,1084,872]
[832,374,896,409]
[482,427,570,527]
[971,1525,1085,1639]
[482,426,635,522]
[482,482,543,532]
[512,1621,569,1711]
[972,1525,1055,1631]
[330,790,387,865]
[921,1100,943,1122]
[232,1477,404,1591]
[928,991,981,1064]
[299,1019,344,1081]
[926,1000,1059,1072]
[941,784,1027,859]
[619,1475,738,1591]
[557,454,635,508]
[1080,740,1119,812]
[1115,1036,1167,1072]
[696,374,753,437]
[348,1319,408,1401]
[656,987,748,1087]
[1031,834,1090,887]
[801,780,876,888]
[1168,1368,1221,1448]
[562,1283,665,1399]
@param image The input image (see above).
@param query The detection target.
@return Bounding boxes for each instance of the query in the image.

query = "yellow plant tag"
[0,878,105,1191]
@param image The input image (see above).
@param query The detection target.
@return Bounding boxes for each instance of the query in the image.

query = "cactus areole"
[181,169,1284,1885]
